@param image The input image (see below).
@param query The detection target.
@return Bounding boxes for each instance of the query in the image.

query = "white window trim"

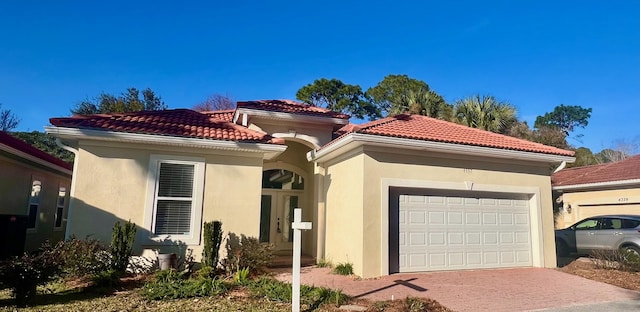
[27,176,43,233]
[54,184,68,231]
[144,155,205,245]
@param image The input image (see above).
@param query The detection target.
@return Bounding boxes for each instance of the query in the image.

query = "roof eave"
[45,126,287,160]
[552,179,640,191]
[234,107,349,126]
[307,133,575,164]
[0,143,73,176]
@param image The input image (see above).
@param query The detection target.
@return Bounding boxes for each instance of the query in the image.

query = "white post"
[291,208,312,312]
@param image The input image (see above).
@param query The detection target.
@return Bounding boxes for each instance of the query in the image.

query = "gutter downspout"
[55,138,79,240]
[553,161,566,174]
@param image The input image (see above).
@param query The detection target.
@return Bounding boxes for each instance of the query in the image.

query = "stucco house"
[46,100,574,278]
[552,155,640,229]
[0,131,73,254]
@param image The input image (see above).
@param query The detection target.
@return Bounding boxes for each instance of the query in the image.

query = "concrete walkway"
[272,267,640,312]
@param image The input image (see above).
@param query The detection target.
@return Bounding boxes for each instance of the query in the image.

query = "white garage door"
[399,193,532,272]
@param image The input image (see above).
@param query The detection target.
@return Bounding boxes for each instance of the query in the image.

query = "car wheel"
[621,245,640,258]
[556,240,569,257]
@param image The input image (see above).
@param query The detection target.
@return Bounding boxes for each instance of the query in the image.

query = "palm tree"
[390,90,453,119]
[453,95,517,133]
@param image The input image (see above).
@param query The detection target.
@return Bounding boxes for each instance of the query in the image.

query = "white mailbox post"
[291,208,312,312]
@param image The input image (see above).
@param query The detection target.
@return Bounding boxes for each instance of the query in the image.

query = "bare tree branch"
[0,103,20,131]
[193,94,236,111]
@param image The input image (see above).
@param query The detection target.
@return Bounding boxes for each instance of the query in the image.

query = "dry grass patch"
[559,258,640,291]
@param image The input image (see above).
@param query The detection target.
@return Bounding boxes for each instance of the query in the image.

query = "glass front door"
[260,191,301,250]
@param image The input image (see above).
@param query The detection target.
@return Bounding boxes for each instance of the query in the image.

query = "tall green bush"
[110,220,136,273]
[202,221,223,268]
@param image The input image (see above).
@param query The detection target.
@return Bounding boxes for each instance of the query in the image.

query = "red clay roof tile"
[0,131,73,171]
[237,100,350,120]
[49,109,280,144]
[331,114,574,156]
[552,155,640,186]
[203,110,235,122]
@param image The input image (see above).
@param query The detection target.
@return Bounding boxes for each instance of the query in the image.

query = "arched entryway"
[259,168,306,251]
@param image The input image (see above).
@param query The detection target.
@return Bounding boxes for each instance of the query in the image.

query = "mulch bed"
[558,258,640,291]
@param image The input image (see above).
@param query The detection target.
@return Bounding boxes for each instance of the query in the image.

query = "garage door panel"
[466,212,481,224]
[398,193,532,272]
[448,232,464,245]
[448,212,463,224]
[483,232,498,244]
[466,232,481,244]
[500,232,514,243]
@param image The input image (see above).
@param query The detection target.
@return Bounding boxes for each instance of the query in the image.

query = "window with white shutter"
[145,155,205,244]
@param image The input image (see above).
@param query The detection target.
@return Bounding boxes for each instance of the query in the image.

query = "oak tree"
[71,88,167,115]
[296,78,380,119]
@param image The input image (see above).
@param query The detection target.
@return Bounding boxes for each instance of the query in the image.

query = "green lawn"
[0,288,294,312]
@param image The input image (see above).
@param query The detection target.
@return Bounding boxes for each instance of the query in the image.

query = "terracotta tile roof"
[49,109,281,144]
[330,114,574,156]
[0,131,73,171]
[552,155,640,186]
[237,100,350,120]
[203,110,235,122]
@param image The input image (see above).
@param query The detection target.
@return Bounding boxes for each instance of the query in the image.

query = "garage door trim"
[380,178,544,276]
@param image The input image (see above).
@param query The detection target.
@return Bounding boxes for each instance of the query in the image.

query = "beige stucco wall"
[322,147,557,278]
[556,187,640,229]
[0,153,71,251]
[69,141,264,262]
[322,150,365,272]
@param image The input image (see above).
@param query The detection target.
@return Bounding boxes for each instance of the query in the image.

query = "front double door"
[259,190,303,251]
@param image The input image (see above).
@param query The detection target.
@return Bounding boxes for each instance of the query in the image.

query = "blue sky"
[1,0,638,153]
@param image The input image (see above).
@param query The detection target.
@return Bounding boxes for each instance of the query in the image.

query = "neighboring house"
[46,100,574,278]
[0,131,73,253]
[552,155,640,229]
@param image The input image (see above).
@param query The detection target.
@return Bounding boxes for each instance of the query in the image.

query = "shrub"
[316,258,333,268]
[404,297,426,312]
[202,221,223,268]
[233,267,250,284]
[56,237,111,277]
[192,266,216,279]
[110,220,136,273]
[153,268,189,283]
[248,276,291,302]
[91,269,122,288]
[247,277,348,308]
[333,262,354,275]
[590,249,640,272]
[142,269,230,300]
[225,235,273,275]
[0,243,62,306]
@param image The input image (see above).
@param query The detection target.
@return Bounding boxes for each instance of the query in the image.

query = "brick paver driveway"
[274,267,640,311]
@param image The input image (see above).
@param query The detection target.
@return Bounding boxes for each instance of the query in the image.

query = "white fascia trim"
[308,133,575,164]
[235,108,349,126]
[0,143,72,176]
[45,126,287,158]
[553,179,640,191]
